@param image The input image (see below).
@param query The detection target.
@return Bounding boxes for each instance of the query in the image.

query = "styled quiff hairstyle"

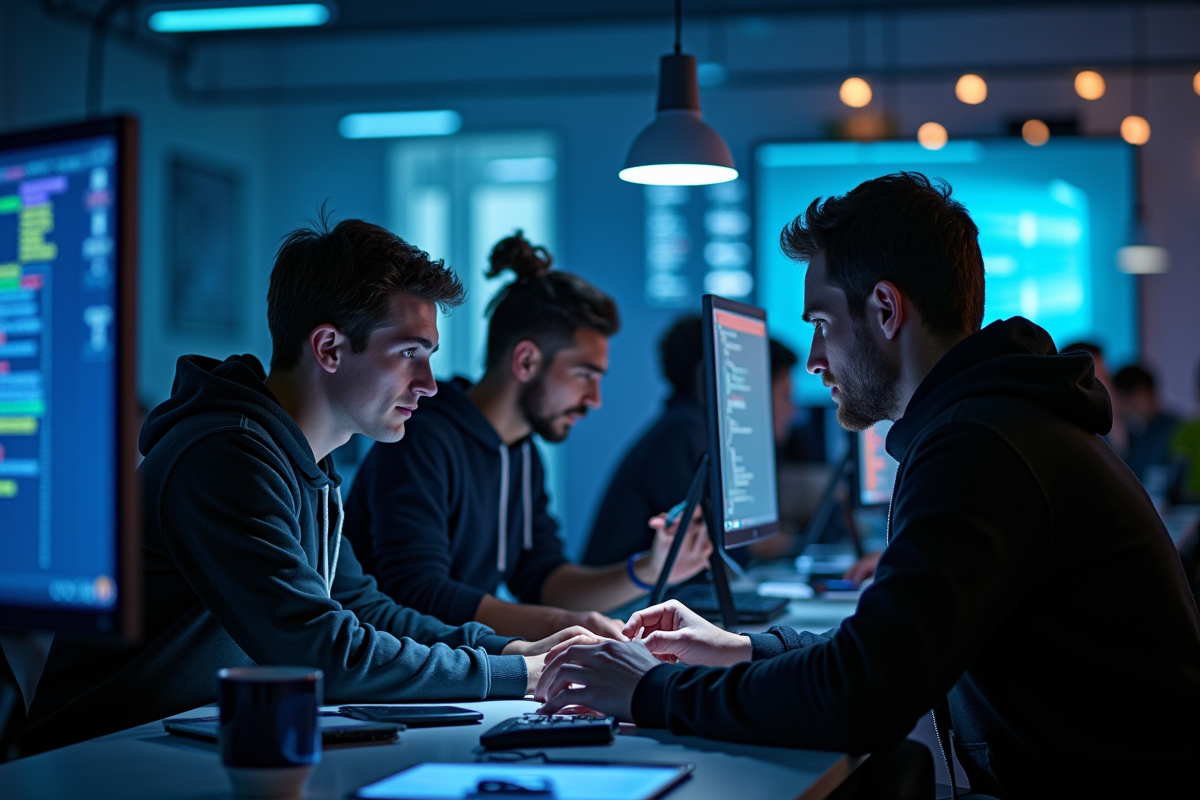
[781,172,985,341]
[483,231,620,369]
[268,213,465,371]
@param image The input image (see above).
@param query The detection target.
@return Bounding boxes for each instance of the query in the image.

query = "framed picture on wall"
[167,154,242,335]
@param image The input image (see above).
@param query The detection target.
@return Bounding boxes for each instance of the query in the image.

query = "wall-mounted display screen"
[756,139,1136,406]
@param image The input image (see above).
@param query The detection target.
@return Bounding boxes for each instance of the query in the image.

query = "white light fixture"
[619,0,736,186]
[148,3,332,33]
[1117,245,1169,274]
[338,110,462,139]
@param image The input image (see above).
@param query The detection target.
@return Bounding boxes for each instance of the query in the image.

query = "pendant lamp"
[619,0,736,186]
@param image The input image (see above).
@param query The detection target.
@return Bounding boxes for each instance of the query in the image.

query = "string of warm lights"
[836,68,1200,150]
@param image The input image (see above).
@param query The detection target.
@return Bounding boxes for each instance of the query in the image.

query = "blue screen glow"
[755,139,1137,406]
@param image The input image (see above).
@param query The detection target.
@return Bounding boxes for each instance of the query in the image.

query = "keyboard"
[670,584,788,623]
[480,713,617,749]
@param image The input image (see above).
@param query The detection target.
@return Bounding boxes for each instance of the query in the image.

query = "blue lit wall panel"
[756,139,1137,406]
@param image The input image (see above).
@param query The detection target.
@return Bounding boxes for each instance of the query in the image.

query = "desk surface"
[0,700,855,800]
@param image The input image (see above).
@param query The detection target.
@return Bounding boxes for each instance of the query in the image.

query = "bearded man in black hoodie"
[537,173,1200,797]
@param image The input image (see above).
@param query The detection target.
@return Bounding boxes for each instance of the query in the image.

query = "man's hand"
[552,609,628,640]
[535,639,662,722]
[502,626,608,696]
[639,507,713,588]
[843,551,882,586]
[622,600,752,666]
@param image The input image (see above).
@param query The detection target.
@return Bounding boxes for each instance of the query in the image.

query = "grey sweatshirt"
[23,354,527,754]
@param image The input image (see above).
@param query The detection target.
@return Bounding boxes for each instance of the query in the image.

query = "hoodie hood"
[141,354,333,487]
[887,317,1112,462]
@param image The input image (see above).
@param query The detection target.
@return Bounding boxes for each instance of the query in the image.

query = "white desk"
[0,700,856,800]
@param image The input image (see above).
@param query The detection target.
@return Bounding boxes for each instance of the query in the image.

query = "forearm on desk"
[539,561,651,612]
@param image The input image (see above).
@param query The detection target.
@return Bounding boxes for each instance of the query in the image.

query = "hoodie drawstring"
[521,441,533,552]
[497,442,535,573]
[497,446,510,572]
[318,483,344,597]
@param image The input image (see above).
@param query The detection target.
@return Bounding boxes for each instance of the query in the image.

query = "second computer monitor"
[701,295,781,549]
[854,420,899,507]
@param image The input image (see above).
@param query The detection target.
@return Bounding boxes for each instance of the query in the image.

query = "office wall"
[0,1,273,406]
[4,2,1200,554]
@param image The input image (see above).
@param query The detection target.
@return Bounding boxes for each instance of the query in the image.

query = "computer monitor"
[853,420,899,507]
[701,294,781,549]
[0,117,140,638]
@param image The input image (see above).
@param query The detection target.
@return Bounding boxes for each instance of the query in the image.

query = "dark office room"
[1,1,1199,798]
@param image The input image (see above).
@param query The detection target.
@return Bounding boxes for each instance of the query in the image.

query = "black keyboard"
[670,584,788,623]
[480,713,617,749]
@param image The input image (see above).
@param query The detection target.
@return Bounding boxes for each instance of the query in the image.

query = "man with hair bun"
[345,232,713,642]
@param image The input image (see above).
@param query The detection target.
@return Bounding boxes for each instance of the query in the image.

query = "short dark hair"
[770,338,799,380]
[1113,364,1156,395]
[659,315,704,395]
[781,172,985,340]
[1062,341,1103,358]
[484,231,620,369]
[267,215,465,371]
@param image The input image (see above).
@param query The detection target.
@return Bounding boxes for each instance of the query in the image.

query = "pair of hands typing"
[528,600,753,722]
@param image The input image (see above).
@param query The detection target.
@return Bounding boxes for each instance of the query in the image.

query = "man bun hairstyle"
[781,172,985,341]
[268,211,465,371]
[484,230,620,369]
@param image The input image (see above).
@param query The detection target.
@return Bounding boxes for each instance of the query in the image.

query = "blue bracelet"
[626,551,654,591]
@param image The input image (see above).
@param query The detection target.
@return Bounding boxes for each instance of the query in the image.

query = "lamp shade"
[620,54,737,186]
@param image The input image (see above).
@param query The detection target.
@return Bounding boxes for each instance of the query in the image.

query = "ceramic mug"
[217,666,324,798]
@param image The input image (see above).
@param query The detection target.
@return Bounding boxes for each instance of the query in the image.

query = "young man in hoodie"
[536,174,1200,797]
[344,233,712,642]
[23,219,592,755]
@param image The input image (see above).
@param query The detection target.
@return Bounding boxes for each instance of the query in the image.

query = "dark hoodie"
[344,378,566,626]
[632,319,1200,797]
[581,393,707,567]
[23,356,526,755]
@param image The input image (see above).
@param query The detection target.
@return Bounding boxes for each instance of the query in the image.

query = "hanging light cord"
[674,0,683,54]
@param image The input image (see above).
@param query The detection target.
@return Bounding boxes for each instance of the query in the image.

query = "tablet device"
[351,762,693,800]
[339,705,484,727]
[162,713,402,745]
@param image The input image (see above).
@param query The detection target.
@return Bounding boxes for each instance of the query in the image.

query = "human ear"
[309,324,345,374]
[871,281,906,341]
[511,339,543,383]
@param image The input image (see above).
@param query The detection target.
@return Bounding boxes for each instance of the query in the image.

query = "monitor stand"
[649,454,739,631]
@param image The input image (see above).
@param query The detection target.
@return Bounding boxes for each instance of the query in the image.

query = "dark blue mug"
[217,666,324,798]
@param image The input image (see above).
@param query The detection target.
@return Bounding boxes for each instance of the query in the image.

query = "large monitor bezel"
[0,116,141,640]
[701,294,782,550]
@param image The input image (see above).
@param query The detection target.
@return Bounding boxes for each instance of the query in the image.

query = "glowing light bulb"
[839,77,873,108]
[1193,70,1200,96]
[955,74,987,105]
[1022,119,1050,146]
[1120,115,1151,146]
[917,122,948,150]
[1075,70,1106,100]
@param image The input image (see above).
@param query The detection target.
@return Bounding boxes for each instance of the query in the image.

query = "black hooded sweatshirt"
[631,319,1200,797]
[344,378,567,626]
[23,356,526,755]
[582,393,707,567]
